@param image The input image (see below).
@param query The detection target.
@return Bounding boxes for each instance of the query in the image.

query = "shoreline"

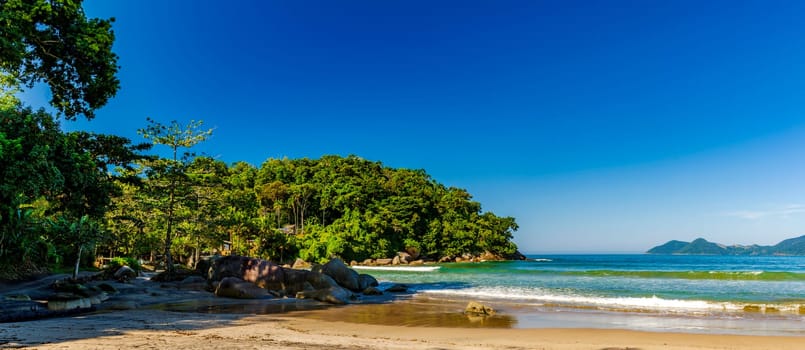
[2,308,803,350]
[2,269,803,349]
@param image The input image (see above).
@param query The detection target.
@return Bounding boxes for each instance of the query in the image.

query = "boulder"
[409,260,424,266]
[210,255,285,291]
[464,301,496,316]
[350,260,358,266]
[292,258,312,270]
[358,274,379,290]
[195,255,219,278]
[214,277,269,299]
[404,246,420,260]
[306,271,340,290]
[479,251,505,262]
[362,287,383,295]
[507,250,527,260]
[362,258,374,265]
[392,256,401,265]
[51,280,92,297]
[375,258,393,265]
[296,285,354,305]
[47,293,92,311]
[438,256,453,263]
[385,284,408,293]
[177,275,208,291]
[397,252,413,264]
[282,268,311,295]
[87,292,109,305]
[114,266,137,281]
[321,258,361,292]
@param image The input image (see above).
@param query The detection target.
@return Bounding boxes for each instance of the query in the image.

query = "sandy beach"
[2,271,803,350]
[1,307,803,350]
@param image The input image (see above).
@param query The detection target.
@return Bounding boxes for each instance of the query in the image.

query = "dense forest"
[106,152,519,266]
[0,1,518,279]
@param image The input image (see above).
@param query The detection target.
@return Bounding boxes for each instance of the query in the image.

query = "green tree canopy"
[0,0,119,119]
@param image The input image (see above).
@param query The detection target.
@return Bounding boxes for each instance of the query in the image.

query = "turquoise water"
[369,255,805,324]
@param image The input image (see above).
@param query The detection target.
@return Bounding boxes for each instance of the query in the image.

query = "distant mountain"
[773,235,805,255]
[646,240,689,254]
[677,238,727,255]
[647,235,805,256]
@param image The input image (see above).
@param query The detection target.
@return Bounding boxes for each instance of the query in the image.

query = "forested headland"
[0,1,518,280]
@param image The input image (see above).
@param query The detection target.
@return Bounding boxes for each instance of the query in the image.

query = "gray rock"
[322,258,361,292]
[114,266,137,281]
[210,255,285,291]
[375,258,393,265]
[358,274,379,290]
[306,272,340,290]
[282,268,311,295]
[214,277,270,299]
[385,284,408,293]
[47,293,91,311]
[362,287,383,295]
[296,285,354,305]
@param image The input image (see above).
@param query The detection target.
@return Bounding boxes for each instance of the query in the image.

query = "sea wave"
[418,286,804,315]
[561,270,805,281]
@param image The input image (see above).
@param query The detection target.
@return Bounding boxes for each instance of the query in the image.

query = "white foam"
[531,258,553,262]
[419,286,741,313]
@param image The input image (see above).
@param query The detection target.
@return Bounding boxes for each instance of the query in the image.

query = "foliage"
[45,215,101,278]
[0,0,120,120]
[108,154,518,265]
[0,84,147,275]
[137,118,213,274]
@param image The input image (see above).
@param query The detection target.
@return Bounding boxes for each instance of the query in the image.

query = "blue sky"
[22,0,805,252]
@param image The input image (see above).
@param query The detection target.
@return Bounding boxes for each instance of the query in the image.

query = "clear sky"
[21,0,805,253]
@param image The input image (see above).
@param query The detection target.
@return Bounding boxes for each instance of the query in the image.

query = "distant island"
[647,235,805,255]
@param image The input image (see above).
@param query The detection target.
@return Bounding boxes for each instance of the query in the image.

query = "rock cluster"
[356,250,526,265]
[205,256,381,304]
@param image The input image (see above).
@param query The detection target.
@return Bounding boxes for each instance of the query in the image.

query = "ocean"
[360,254,805,335]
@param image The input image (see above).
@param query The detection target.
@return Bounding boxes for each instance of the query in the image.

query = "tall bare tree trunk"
[73,246,82,280]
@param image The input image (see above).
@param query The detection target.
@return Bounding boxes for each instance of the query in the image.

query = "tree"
[0,83,147,273]
[138,118,212,274]
[47,214,101,279]
[0,0,120,119]
[256,180,288,229]
[288,183,315,234]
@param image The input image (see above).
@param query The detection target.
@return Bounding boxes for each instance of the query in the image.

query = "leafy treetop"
[0,0,119,120]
